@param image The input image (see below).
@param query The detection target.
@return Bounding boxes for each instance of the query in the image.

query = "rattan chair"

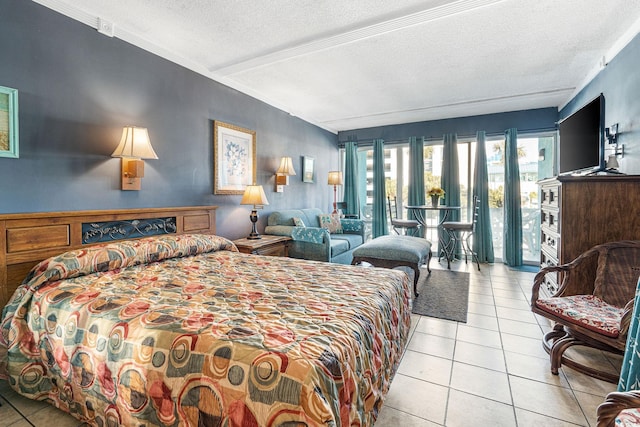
[597,391,640,427]
[531,240,640,383]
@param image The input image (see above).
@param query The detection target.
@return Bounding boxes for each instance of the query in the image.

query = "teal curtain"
[441,133,460,252]
[372,139,388,237]
[473,131,494,263]
[619,277,640,391]
[503,128,523,266]
[408,136,425,231]
[343,141,360,218]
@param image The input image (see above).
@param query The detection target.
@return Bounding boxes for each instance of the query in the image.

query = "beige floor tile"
[563,347,621,378]
[375,406,441,426]
[1,388,50,417]
[453,341,506,372]
[466,301,496,317]
[408,331,456,359]
[383,374,448,425]
[467,293,494,305]
[494,296,531,310]
[468,284,493,296]
[26,405,83,427]
[464,313,499,331]
[498,318,543,339]
[504,350,570,388]
[501,332,549,359]
[397,350,452,387]
[510,375,588,425]
[414,317,458,339]
[493,289,527,301]
[445,389,516,427]
[574,390,607,427]
[455,324,502,349]
[562,368,617,397]
[490,279,519,290]
[514,407,585,427]
[450,362,512,404]
[0,397,28,426]
[496,306,538,324]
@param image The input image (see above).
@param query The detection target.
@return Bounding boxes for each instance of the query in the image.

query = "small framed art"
[303,156,315,183]
[213,120,256,195]
[0,85,19,159]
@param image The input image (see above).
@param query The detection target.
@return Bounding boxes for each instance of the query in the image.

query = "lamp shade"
[276,157,296,176]
[607,154,620,169]
[111,126,158,159]
[327,171,343,186]
[241,185,269,207]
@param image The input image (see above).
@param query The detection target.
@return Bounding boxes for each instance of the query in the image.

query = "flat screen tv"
[557,93,605,175]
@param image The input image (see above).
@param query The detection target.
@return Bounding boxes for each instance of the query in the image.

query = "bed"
[0,207,411,426]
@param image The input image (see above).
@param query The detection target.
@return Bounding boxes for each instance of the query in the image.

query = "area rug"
[412,269,470,323]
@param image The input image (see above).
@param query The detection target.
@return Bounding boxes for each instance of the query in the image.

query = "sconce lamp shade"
[607,154,620,169]
[241,185,269,207]
[275,156,296,192]
[276,157,297,176]
[111,126,157,191]
[111,126,158,159]
[327,171,343,186]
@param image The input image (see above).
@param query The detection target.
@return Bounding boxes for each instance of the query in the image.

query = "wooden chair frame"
[531,240,640,383]
[597,391,640,427]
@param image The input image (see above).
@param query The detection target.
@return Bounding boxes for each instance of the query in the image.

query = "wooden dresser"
[539,175,640,295]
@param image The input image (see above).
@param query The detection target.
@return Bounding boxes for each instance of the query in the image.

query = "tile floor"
[0,261,620,426]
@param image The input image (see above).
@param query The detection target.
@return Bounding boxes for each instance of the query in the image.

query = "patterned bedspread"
[0,234,411,426]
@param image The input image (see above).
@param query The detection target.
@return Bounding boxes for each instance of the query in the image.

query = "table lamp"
[240,185,269,239]
[327,171,343,214]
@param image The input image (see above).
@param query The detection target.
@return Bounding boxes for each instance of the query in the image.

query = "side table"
[232,235,291,257]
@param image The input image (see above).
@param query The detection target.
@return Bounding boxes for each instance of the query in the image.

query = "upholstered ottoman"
[352,235,432,297]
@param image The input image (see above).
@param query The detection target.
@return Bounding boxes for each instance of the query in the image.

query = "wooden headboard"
[0,206,217,307]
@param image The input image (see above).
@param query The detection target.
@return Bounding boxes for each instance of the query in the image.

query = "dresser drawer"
[541,227,560,256]
[540,184,560,208]
[540,208,559,233]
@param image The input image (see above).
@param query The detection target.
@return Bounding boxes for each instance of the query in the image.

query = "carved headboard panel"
[0,206,217,307]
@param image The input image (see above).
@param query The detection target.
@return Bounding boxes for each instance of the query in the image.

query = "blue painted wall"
[0,0,339,239]
[560,33,640,175]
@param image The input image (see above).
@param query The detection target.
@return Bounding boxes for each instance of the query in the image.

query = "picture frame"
[213,120,256,195]
[303,156,315,183]
[0,85,19,159]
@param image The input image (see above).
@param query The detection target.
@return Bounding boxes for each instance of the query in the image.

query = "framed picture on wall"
[303,156,315,183]
[213,120,256,195]
[0,85,19,159]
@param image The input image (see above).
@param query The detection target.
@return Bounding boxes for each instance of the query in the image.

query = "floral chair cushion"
[617,408,640,426]
[535,294,624,338]
[292,217,306,227]
[318,214,343,234]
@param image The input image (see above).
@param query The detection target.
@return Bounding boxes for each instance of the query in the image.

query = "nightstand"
[232,235,291,257]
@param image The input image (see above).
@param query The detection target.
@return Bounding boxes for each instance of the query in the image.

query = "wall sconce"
[605,123,619,145]
[327,171,343,214]
[240,185,269,239]
[606,123,625,159]
[111,126,158,190]
[275,156,296,192]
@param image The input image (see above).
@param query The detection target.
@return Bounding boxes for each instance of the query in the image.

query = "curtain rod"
[338,126,557,147]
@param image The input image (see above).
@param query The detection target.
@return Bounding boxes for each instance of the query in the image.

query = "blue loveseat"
[264,208,366,264]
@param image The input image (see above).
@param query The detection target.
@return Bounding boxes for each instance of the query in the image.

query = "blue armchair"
[264,208,366,264]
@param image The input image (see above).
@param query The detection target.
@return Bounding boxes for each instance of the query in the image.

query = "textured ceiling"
[34,0,640,133]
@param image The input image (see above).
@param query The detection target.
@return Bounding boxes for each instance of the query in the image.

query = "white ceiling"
[34,0,640,133]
